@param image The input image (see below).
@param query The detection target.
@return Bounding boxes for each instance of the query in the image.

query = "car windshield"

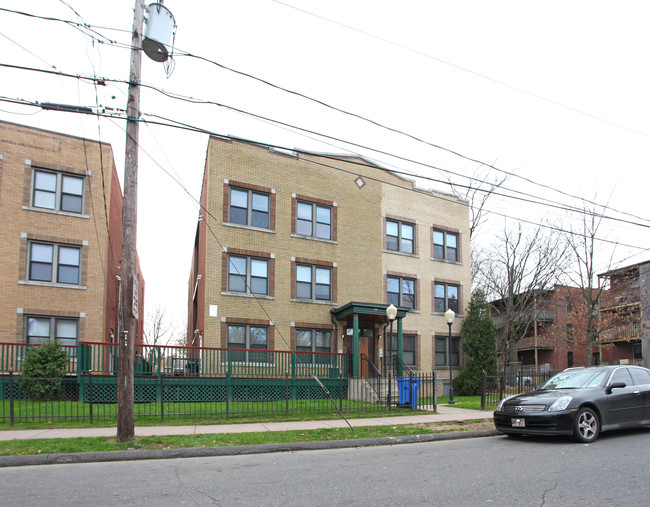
[539,369,607,390]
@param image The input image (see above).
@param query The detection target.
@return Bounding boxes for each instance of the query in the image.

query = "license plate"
[511,418,526,428]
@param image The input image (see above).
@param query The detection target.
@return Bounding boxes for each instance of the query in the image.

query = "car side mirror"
[606,381,626,394]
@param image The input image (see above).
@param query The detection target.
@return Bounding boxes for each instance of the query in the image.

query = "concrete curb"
[0,429,499,468]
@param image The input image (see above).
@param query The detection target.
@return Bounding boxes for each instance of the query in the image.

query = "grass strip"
[0,419,491,457]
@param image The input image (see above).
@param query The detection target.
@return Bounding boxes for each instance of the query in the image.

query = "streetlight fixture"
[386,304,397,374]
[444,308,455,405]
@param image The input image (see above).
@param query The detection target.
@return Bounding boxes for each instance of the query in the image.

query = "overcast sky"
[1,1,649,330]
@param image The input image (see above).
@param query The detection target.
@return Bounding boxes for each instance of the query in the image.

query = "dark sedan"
[494,365,650,442]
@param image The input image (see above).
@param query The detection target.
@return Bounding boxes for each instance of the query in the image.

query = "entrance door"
[359,337,370,377]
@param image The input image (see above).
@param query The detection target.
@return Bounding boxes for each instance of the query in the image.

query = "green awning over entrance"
[331,302,410,377]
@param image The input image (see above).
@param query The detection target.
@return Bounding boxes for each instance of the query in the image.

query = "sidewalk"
[0,406,493,441]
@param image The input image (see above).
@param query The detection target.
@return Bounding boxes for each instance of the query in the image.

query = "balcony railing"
[0,342,77,375]
[0,341,349,379]
[599,322,642,343]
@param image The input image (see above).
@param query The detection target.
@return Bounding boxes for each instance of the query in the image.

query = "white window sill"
[19,280,86,290]
[430,257,462,266]
[291,234,337,245]
[23,206,89,219]
[290,298,337,306]
[383,249,419,259]
[222,222,275,234]
[221,291,274,300]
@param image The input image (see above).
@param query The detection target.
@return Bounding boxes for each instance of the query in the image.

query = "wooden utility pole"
[117,0,145,443]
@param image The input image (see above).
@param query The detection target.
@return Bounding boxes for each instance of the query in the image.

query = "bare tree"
[561,202,616,366]
[144,304,175,347]
[476,222,568,370]
[447,163,509,239]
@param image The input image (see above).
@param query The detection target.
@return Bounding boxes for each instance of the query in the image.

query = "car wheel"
[573,407,600,443]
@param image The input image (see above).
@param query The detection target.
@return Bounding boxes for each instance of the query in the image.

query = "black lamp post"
[386,304,397,374]
[445,308,455,404]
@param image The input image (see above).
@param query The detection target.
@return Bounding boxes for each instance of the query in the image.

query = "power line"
[1,7,646,226]
[3,92,649,241]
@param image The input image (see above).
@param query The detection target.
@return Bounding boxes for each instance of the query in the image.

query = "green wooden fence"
[0,342,349,379]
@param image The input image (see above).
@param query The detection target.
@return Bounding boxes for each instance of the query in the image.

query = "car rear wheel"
[573,407,600,443]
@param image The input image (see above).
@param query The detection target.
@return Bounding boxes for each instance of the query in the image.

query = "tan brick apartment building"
[0,121,144,352]
[187,136,470,377]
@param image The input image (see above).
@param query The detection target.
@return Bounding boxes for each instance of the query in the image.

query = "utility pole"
[117,0,145,443]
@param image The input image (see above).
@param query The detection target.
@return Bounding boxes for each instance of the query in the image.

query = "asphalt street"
[1,429,648,506]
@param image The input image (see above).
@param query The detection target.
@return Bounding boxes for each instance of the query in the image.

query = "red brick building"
[598,260,649,368]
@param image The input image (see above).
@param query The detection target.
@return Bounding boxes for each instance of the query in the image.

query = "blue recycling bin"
[397,377,420,408]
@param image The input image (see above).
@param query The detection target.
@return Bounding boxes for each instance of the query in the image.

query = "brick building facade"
[187,136,471,376]
[0,121,144,350]
[598,260,649,368]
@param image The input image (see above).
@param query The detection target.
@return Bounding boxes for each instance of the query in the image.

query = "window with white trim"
[433,229,458,261]
[386,220,414,254]
[387,276,415,309]
[227,255,269,295]
[32,169,84,214]
[28,242,81,285]
[296,329,332,364]
[296,201,332,240]
[25,316,78,355]
[227,324,269,362]
[435,336,460,366]
[229,187,270,228]
[387,333,417,366]
[434,282,459,313]
[296,264,331,301]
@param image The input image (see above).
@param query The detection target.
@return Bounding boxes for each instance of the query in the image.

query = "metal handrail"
[392,354,415,377]
[360,353,383,402]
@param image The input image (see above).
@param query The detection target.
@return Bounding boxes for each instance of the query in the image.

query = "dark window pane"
[434,245,444,258]
[230,207,247,225]
[250,327,268,347]
[315,283,330,300]
[296,282,311,299]
[58,265,79,284]
[251,210,269,228]
[296,330,312,348]
[386,236,398,251]
[30,263,52,282]
[250,277,267,294]
[61,194,83,213]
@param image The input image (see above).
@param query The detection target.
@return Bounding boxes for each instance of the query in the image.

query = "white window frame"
[386,219,414,254]
[228,187,270,229]
[434,282,459,313]
[226,324,270,363]
[387,275,416,309]
[28,241,81,285]
[296,264,332,302]
[32,168,84,214]
[25,316,79,357]
[433,229,459,261]
[227,255,269,295]
[296,201,332,240]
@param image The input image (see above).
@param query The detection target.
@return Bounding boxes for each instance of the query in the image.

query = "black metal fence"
[1,370,438,426]
[480,368,559,409]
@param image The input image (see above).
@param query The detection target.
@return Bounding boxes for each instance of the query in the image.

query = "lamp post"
[445,308,455,404]
[386,304,397,374]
